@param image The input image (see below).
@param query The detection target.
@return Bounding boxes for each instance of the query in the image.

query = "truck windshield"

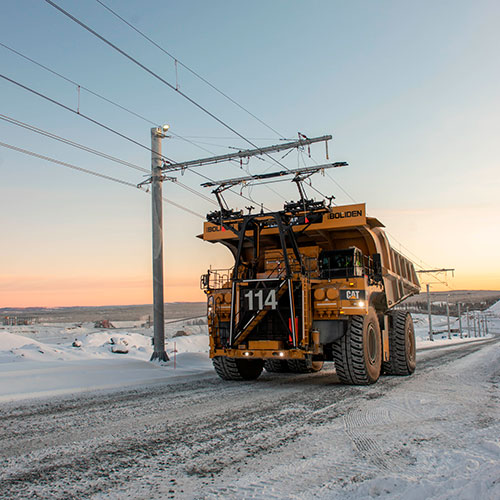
[320,249,364,279]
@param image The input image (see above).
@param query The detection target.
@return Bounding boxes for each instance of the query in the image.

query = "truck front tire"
[333,309,382,385]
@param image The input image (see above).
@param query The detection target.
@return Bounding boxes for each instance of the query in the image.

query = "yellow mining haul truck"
[199,202,420,385]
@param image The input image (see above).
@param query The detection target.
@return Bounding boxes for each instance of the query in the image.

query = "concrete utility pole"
[458,302,463,339]
[466,306,470,337]
[473,311,477,337]
[150,125,170,362]
[416,270,454,342]
[446,295,451,339]
[426,284,433,341]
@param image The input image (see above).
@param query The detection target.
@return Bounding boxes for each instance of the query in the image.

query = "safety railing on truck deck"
[262,255,318,280]
[201,255,318,291]
[200,268,233,291]
[319,254,374,280]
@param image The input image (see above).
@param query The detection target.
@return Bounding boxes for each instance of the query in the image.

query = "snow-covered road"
[1,337,499,499]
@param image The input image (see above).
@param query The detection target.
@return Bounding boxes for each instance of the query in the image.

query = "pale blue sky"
[1,0,499,305]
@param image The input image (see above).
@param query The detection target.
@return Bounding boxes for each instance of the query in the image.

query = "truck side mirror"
[200,272,210,290]
[372,254,382,283]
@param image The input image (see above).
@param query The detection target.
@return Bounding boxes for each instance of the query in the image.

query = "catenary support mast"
[150,126,169,362]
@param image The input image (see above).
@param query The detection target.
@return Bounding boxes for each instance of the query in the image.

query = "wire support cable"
[0,41,158,128]
[0,42,241,161]
[0,73,177,165]
[93,0,286,140]
[0,75,263,210]
[45,0,274,153]
[0,141,205,219]
[0,114,218,206]
[1,56,271,212]
[44,0,324,192]
[0,113,149,173]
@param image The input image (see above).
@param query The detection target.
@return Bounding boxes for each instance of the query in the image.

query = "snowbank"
[0,325,210,402]
[487,298,500,317]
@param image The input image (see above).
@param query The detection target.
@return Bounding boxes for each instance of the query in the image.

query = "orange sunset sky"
[1,1,499,307]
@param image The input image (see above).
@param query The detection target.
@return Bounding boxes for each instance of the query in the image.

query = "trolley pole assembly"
[139,132,333,363]
[150,125,170,362]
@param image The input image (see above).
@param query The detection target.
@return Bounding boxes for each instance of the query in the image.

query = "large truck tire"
[382,311,416,376]
[287,359,324,373]
[264,359,290,373]
[213,356,264,381]
[333,308,381,385]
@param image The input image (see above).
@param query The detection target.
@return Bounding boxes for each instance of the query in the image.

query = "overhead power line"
[0,41,158,127]
[0,74,260,209]
[0,42,278,205]
[0,140,140,188]
[0,113,218,206]
[0,141,205,219]
[44,0,331,201]
[93,0,286,140]
[45,0,275,153]
[0,113,149,173]
[0,73,176,164]
[0,41,238,160]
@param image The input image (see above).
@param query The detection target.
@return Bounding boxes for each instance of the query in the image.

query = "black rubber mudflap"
[264,359,290,373]
[213,357,264,380]
[382,311,416,376]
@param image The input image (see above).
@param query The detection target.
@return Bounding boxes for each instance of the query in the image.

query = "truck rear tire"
[287,359,324,373]
[213,356,264,381]
[382,311,416,376]
[333,309,381,385]
[264,359,290,372]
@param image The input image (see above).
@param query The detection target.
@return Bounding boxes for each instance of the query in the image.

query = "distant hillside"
[0,303,206,323]
[403,290,500,314]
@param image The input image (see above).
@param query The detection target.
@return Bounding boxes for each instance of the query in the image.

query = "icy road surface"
[1,338,499,499]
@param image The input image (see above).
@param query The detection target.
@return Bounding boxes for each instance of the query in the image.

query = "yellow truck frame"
[200,202,420,385]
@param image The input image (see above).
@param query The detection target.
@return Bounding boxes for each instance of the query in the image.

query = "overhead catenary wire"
[1,73,261,209]
[44,0,277,153]
[93,0,287,140]
[0,113,218,206]
[0,43,272,206]
[0,41,158,128]
[0,41,240,160]
[0,113,149,173]
[15,2,318,206]
[0,73,176,165]
[308,151,450,287]
[0,141,205,219]
[44,0,331,201]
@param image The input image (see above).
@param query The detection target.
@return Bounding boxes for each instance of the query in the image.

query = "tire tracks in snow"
[0,338,497,499]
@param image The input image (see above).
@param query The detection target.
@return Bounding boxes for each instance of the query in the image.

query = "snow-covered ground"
[1,305,499,499]
[0,319,210,402]
[0,309,495,403]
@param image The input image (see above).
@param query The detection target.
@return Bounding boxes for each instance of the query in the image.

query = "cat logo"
[340,289,366,300]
